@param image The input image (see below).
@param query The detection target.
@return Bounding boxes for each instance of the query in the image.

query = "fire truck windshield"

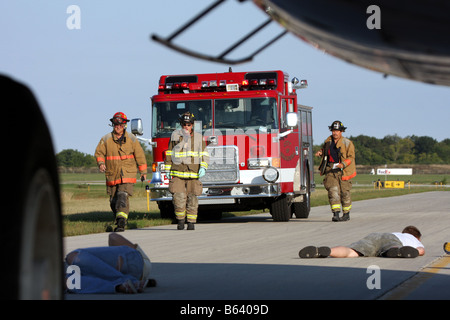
[152,97,277,138]
[152,100,212,138]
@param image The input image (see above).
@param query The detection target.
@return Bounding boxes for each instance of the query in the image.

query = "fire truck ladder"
[151,0,287,65]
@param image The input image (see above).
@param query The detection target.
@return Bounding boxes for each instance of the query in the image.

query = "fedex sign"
[377,168,413,175]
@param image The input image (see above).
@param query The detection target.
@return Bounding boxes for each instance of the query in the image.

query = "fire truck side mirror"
[286,112,298,128]
[131,118,144,136]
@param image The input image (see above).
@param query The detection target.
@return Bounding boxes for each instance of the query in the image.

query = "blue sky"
[1,1,449,155]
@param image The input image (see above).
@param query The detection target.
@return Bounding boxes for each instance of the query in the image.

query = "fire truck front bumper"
[149,183,280,203]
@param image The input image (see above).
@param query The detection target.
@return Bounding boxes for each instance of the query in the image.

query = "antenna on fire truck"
[151,0,287,65]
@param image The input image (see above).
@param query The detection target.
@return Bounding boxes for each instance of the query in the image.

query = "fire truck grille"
[201,146,239,184]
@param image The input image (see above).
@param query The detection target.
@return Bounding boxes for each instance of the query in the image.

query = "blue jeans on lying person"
[65,245,144,294]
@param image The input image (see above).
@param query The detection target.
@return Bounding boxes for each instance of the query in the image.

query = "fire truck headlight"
[263,166,279,183]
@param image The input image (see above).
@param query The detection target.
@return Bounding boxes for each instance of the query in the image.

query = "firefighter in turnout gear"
[165,112,209,230]
[95,112,148,231]
[316,121,356,222]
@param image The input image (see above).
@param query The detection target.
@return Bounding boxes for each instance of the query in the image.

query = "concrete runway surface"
[64,191,450,302]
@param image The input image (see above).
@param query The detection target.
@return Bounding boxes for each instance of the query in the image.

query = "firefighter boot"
[114,218,127,232]
[187,222,195,230]
[177,219,185,230]
[341,212,350,221]
[332,211,340,222]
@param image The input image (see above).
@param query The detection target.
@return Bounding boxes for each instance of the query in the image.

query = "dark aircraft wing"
[253,0,450,86]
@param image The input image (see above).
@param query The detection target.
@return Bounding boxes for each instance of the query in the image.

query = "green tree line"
[56,149,96,167]
[314,135,450,166]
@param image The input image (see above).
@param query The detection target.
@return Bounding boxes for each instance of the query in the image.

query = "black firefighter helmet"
[328,120,347,132]
[179,111,195,125]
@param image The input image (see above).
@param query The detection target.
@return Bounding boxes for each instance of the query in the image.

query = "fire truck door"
[299,109,313,188]
[280,98,299,188]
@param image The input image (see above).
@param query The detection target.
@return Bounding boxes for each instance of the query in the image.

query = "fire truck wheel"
[270,195,291,221]
[2,75,63,299]
[292,192,311,219]
[292,197,310,219]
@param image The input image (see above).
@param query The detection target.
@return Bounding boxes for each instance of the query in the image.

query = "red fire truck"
[132,70,314,221]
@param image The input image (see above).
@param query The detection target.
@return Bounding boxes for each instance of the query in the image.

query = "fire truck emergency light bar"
[158,78,278,93]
